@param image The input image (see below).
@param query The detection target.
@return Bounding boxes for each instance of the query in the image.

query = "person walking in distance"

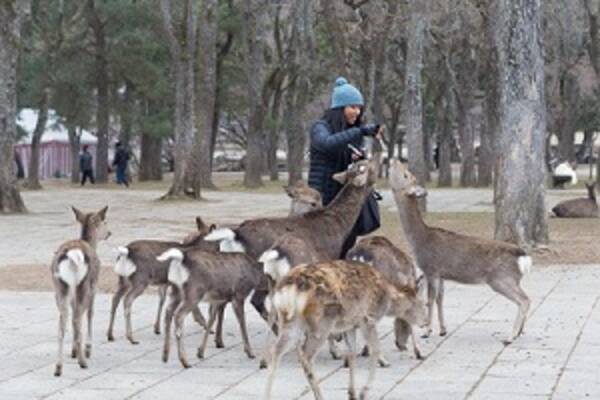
[79,145,95,186]
[113,142,130,187]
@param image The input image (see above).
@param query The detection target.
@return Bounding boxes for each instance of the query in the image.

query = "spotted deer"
[264,260,426,400]
[51,206,110,376]
[389,159,531,344]
[346,236,423,359]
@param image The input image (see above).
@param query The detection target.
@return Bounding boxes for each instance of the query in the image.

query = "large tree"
[491,0,549,247]
[0,0,29,213]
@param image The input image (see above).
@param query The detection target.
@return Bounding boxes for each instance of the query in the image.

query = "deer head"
[389,159,427,198]
[285,181,322,215]
[332,159,377,187]
[72,206,110,243]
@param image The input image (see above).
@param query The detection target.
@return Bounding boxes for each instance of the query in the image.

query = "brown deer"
[551,182,599,218]
[264,260,426,400]
[346,236,423,359]
[388,159,531,344]
[51,206,110,376]
[156,247,265,368]
[107,217,217,345]
[285,180,322,215]
[204,159,378,322]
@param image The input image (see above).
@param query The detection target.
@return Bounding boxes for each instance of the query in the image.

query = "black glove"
[360,123,380,136]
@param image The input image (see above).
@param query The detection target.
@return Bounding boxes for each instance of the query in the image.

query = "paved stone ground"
[0,265,599,400]
[1,185,598,399]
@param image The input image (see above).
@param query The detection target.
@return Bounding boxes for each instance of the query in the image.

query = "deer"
[346,236,423,360]
[51,206,110,377]
[107,217,218,345]
[264,260,427,400]
[204,159,378,324]
[551,182,599,218]
[388,159,531,344]
[285,180,322,215]
[156,247,265,368]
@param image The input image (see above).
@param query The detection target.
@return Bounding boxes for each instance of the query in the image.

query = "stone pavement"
[0,265,599,400]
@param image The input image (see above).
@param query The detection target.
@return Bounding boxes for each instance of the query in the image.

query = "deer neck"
[325,182,371,231]
[392,190,428,251]
[80,225,97,249]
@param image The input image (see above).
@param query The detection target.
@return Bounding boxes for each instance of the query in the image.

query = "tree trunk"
[404,0,428,209]
[0,1,28,213]
[478,91,495,186]
[438,90,453,187]
[87,0,110,183]
[27,88,50,189]
[322,1,348,77]
[243,0,268,188]
[119,81,135,147]
[192,0,218,189]
[160,0,198,198]
[68,126,81,184]
[491,0,548,247]
[267,82,283,181]
[458,107,477,187]
[139,133,163,181]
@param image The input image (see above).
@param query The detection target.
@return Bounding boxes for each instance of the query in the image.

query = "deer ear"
[332,171,348,184]
[97,206,109,221]
[72,206,85,223]
[196,216,207,231]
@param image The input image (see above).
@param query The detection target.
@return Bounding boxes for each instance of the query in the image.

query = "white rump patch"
[260,250,291,282]
[204,228,245,253]
[57,249,88,286]
[518,256,532,275]
[156,248,189,287]
[273,285,308,322]
[114,247,136,277]
[219,239,245,253]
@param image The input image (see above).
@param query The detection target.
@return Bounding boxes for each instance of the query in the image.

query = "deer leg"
[85,294,94,358]
[123,283,146,345]
[162,289,181,363]
[260,305,279,369]
[344,330,358,400]
[232,298,254,359]
[436,279,447,336]
[107,278,128,341]
[174,300,195,368]
[329,334,343,360]
[54,291,69,377]
[264,321,297,400]
[197,303,219,359]
[410,326,423,360]
[423,277,439,338]
[298,332,329,400]
[72,300,87,369]
[154,285,167,335]
[394,318,411,351]
[191,305,209,330]
[360,323,380,400]
[214,303,226,348]
[488,278,530,344]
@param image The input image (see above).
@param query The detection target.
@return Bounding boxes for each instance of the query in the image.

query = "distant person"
[14,150,25,179]
[79,145,95,186]
[113,141,130,187]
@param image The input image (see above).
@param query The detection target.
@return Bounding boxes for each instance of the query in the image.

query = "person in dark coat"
[79,145,95,186]
[113,141,130,187]
[307,77,383,257]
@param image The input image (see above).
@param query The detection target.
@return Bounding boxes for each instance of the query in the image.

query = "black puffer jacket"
[307,119,364,205]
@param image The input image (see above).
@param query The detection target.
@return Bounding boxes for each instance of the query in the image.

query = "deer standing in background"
[51,206,110,376]
[388,159,531,344]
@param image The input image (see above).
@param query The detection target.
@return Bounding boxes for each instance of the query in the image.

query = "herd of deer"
[49,158,598,399]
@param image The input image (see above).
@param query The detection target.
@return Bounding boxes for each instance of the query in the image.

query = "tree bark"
[86,0,110,183]
[160,0,198,198]
[27,88,49,189]
[242,0,268,188]
[491,0,548,247]
[0,0,28,213]
[192,0,218,189]
[139,133,163,181]
[438,86,454,187]
[404,0,428,209]
[321,1,348,77]
[68,126,81,184]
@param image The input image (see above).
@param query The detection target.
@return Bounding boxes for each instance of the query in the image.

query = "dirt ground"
[1,207,597,293]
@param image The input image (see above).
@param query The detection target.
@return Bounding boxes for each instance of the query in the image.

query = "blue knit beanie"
[330,77,364,109]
